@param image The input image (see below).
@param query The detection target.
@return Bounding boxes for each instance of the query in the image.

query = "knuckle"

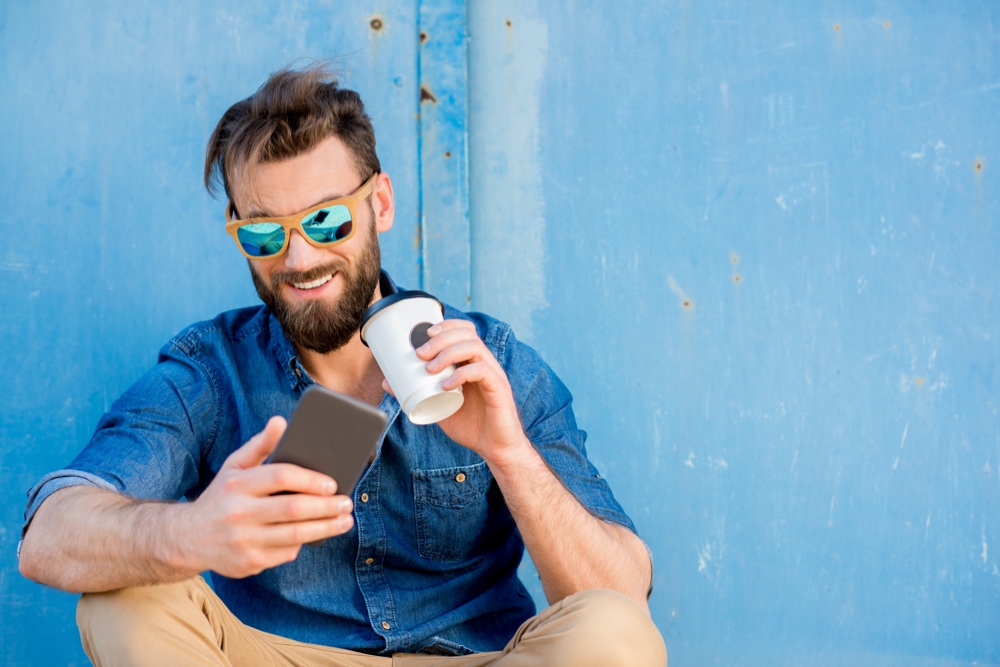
[228,529,251,552]
[222,504,247,525]
[244,551,267,572]
[221,474,243,494]
[272,466,295,489]
[285,497,306,519]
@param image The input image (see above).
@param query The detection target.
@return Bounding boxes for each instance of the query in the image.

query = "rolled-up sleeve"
[21,470,120,540]
[20,337,220,541]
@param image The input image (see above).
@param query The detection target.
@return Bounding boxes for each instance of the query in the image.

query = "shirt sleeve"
[20,338,220,540]
[488,321,638,535]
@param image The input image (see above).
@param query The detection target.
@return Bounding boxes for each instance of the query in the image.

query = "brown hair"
[204,63,381,211]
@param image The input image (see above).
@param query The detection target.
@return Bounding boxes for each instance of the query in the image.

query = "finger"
[417,323,495,364]
[257,514,356,547]
[421,320,479,347]
[429,319,476,335]
[223,416,287,471]
[253,493,354,524]
[236,462,338,497]
[440,360,508,394]
[425,339,503,376]
[415,325,479,359]
[382,378,395,397]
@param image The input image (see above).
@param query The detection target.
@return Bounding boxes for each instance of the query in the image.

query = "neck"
[295,284,385,406]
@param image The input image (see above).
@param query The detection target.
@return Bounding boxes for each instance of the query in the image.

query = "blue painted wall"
[3,1,998,665]
[1,3,421,664]
[469,2,999,665]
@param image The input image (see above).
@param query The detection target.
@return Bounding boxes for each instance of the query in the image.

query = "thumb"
[223,416,287,470]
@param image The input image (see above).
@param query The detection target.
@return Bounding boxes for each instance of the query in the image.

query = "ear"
[372,172,395,234]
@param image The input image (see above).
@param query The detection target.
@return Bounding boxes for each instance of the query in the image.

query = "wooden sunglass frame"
[224,173,379,259]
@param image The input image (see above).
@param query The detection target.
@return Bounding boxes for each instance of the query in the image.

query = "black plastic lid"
[360,290,443,346]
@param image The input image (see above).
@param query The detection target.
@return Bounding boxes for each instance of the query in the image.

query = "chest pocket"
[413,461,492,561]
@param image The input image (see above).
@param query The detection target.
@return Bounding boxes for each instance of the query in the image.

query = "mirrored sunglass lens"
[236,222,286,257]
[302,204,353,244]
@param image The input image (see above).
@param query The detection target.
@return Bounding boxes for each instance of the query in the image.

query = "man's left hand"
[382,319,529,466]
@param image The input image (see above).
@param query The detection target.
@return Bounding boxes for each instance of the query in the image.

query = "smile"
[291,274,333,290]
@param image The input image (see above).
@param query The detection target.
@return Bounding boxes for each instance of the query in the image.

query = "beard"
[250,219,382,354]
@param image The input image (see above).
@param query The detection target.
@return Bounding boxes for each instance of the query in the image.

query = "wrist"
[483,435,543,479]
[148,502,200,577]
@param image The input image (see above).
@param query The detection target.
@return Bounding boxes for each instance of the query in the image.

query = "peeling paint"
[419,85,437,104]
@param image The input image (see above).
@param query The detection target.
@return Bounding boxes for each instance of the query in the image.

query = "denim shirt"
[21,277,638,656]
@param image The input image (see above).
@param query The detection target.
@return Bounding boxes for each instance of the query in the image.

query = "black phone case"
[268,386,388,544]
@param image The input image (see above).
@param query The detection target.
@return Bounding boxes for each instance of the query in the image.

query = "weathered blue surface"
[2,1,998,665]
[469,1,999,665]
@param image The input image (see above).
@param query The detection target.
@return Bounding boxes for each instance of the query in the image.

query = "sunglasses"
[225,173,378,259]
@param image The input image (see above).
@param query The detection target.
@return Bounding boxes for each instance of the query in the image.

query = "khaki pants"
[77,576,667,666]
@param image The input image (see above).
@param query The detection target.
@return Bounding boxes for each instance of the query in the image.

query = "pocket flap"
[412,461,490,509]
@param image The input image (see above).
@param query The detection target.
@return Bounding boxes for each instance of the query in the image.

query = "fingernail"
[428,325,441,335]
[322,480,336,494]
[341,499,354,513]
[418,342,430,353]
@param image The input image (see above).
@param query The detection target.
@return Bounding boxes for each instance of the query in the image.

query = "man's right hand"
[19,416,354,593]
[174,416,355,579]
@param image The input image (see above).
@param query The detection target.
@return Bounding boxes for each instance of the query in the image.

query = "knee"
[77,577,212,660]
[556,589,667,667]
[78,577,207,627]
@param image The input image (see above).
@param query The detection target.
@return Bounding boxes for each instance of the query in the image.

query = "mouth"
[290,274,333,291]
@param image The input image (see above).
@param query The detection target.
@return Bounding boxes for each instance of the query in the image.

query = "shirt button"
[361,493,369,503]
[455,473,466,483]
[365,557,375,565]
[382,621,391,630]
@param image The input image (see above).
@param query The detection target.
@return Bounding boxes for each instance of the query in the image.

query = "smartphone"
[267,386,387,544]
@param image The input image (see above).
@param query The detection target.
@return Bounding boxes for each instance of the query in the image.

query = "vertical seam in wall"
[416,0,471,307]
[463,0,474,309]
[415,2,427,291]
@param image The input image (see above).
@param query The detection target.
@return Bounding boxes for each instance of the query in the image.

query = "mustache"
[269,260,346,287]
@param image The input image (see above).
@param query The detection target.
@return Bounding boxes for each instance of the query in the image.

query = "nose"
[283,230,325,272]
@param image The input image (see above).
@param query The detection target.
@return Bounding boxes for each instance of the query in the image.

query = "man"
[19,64,666,666]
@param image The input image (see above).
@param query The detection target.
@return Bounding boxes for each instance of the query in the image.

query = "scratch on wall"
[983,521,989,567]
[667,276,694,311]
[697,526,726,586]
[892,421,909,470]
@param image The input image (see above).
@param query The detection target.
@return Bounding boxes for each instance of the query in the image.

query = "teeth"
[292,274,333,290]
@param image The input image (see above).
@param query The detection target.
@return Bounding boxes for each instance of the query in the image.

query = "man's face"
[232,135,392,354]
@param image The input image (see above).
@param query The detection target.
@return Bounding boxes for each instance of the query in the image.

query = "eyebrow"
[243,192,348,220]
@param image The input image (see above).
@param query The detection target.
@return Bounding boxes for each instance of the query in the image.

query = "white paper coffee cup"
[361,290,464,424]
